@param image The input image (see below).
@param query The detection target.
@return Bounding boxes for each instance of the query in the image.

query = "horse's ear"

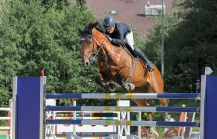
[89,23,92,28]
[88,23,93,34]
[93,21,99,27]
[77,26,82,34]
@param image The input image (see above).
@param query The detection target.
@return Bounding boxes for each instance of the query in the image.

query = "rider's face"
[107,26,115,34]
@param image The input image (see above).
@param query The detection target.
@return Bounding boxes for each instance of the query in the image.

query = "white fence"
[0,99,12,139]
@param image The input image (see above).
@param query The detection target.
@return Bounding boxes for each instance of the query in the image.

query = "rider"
[102,16,154,72]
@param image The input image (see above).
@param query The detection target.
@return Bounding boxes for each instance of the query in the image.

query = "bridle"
[80,35,107,64]
[80,32,123,81]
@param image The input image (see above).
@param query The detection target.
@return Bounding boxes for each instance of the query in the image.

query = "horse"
[78,21,171,137]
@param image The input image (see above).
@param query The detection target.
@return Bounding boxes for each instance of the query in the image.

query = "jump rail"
[11,75,217,139]
[45,106,199,112]
[46,93,200,99]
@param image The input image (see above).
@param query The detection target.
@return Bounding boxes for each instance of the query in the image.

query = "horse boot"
[134,46,154,72]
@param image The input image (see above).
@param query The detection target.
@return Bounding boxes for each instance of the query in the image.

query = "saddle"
[121,43,148,69]
[120,43,139,83]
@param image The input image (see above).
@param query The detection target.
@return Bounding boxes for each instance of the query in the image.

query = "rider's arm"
[110,25,125,46]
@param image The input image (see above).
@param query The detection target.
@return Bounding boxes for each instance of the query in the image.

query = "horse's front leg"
[115,67,135,91]
[95,72,116,92]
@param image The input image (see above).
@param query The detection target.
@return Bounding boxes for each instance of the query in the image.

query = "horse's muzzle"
[83,57,94,68]
[83,60,91,68]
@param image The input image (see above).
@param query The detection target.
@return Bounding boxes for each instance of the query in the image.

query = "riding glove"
[105,35,112,41]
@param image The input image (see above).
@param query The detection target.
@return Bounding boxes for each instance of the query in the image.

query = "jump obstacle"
[4,100,196,138]
[45,99,130,138]
[11,75,217,139]
[45,102,197,139]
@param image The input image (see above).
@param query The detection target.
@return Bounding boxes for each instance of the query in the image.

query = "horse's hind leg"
[130,87,153,120]
[132,99,155,134]
[137,84,163,138]
[151,84,171,121]
[159,98,174,121]
[159,98,168,111]
[131,98,152,120]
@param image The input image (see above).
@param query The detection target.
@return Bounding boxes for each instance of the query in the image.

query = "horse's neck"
[99,41,118,58]
[92,29,116,56]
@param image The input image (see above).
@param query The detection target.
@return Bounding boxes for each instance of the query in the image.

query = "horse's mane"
[91,21,106,33]
[79,21,105,38]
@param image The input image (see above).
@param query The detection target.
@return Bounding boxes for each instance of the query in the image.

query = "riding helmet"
[103,16,115,30]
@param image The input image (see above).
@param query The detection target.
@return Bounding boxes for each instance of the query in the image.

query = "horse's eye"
[87,41,92,45]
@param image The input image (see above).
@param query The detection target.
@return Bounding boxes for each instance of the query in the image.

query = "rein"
[92,36,107,59]
[92,35,123,81]
[93,36,122,60]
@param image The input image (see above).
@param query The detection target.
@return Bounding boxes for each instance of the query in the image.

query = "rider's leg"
[134,46,154,72]
[125,32,154,72]
[125,31,135,50]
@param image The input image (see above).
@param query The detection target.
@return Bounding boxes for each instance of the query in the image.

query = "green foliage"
[145,0,217,93]
[0,0,96,107]
[41,0,71,10]
[141,0,217,130]
[76,0,86,10]
[0,0,124,108]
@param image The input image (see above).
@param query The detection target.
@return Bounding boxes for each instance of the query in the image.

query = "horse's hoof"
[122,83,135,91]
[127,83,135,90]
[108,83,116,91]
[130,83,135,90]
[122,85,130,91]
[104,83,116,92]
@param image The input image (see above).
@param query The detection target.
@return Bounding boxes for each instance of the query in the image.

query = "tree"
[0,0,124,107]
[145,0,217,93]
[0,0,98,107]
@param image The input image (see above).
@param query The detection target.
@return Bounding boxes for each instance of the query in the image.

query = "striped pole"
[45,106,200,112]
[55,113,116,117]
[46,93,200,99]
[46,120,200,127]
[55,111,114,114]
[55,117,119,120]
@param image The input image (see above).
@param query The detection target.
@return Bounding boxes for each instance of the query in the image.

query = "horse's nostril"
[85,61,90,67]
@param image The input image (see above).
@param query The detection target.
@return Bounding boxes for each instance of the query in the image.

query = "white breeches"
[125,31,134,50]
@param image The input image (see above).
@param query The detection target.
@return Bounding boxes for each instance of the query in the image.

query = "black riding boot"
[134,46,154,72]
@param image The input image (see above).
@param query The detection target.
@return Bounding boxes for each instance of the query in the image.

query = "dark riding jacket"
[105,23,131,46]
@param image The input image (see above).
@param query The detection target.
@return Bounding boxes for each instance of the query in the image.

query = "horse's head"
[78,22,106,68]
[78,23,94,68]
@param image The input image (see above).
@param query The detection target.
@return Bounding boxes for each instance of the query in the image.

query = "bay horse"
[78,22,171,137]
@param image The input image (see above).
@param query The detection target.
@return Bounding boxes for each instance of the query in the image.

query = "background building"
[71,0,177,37]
